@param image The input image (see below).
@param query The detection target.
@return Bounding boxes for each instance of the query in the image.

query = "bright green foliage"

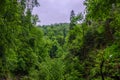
[39,59,65,80]
[0,0,44,79]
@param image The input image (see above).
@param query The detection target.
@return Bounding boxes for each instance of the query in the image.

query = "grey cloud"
[32,0,85,25]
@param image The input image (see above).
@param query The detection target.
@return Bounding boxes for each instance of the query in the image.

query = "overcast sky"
[32,0,85,25]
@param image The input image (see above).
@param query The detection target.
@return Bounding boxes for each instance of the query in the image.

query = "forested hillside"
[0,0,120,80]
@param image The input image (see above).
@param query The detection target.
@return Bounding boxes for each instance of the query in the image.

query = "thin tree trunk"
[100,59,105,80]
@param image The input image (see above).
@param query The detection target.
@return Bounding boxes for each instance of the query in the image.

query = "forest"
[0,0,120,80]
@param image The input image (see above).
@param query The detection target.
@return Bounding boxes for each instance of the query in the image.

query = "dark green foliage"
[70,10,75,30]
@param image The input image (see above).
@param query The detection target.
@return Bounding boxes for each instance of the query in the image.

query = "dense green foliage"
[0,0,120,80]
